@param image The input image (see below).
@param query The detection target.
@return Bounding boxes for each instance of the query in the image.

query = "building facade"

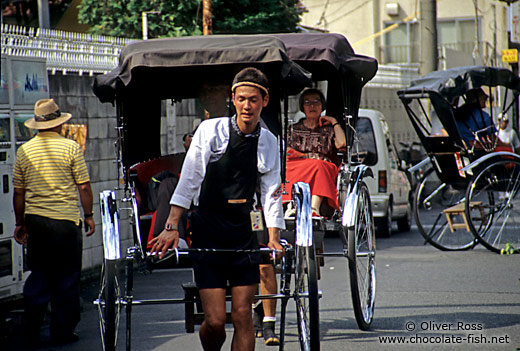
[300,0,515,68]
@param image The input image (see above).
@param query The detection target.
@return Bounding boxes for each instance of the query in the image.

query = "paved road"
[4,223,520,351]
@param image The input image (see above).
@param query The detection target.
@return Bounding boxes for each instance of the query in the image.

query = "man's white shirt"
[171,117,285,229]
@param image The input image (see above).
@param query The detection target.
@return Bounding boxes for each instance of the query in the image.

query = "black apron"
[190,118,261,266]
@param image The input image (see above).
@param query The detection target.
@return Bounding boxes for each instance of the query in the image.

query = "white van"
[355,109,412,236]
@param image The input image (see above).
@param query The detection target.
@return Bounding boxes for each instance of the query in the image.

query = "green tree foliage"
[212,0,302,34]
[78,0,202,38]
[77,0,302,38]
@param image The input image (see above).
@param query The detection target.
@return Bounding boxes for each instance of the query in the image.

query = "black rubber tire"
[98,259,120,351]
[294,244,320,351]
[465,159,520,253]
[347,182,376,331]
[397,196,412,232]
[413,169,477,251]
[376,203,392,237]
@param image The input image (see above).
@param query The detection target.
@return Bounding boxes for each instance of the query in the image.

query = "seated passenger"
[283,88,346,217]
[455,88,496,147]
[182,133,193,151]
[146,173,189,249]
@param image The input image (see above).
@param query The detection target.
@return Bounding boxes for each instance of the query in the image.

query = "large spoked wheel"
[97,259,121,351]
[465,159,520,253]
[414,169,478,250]
[292,181,320,351]
[347,182,376,331]
[294,244,320,351]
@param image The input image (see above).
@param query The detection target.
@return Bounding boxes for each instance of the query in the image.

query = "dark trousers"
[152,177,188,240]
[24,214,82,340]
[23,270,81,340]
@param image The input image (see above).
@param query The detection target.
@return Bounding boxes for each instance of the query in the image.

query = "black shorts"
[193,263,260,289]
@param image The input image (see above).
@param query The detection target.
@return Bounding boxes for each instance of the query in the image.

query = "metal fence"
[2,23,421,87]
[1,24,136,75]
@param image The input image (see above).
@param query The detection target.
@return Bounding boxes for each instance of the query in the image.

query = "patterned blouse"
[289,120,336,163]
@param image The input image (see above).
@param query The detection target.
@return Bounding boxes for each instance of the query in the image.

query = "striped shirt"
[13,131,90,225]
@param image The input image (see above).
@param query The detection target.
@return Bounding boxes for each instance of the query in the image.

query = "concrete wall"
[49,73,129,271]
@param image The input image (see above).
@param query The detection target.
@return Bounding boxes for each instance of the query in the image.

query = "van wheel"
[376,204,392,237]
[397,203,412,232]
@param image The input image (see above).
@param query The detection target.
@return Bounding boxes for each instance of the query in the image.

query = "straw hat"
[25,99,72,130]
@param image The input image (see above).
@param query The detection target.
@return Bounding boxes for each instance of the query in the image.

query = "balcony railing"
[381,41,493,65]
[382,44,420,65]
[1,24,136,75]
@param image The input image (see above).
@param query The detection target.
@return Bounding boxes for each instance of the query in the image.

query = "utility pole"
[499,0,519,132]
[37,0,50,28]
[203,0,212,35]
[142,11,160,40]
[419,0,438,75]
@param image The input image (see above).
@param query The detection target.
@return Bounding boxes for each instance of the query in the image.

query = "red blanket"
[282,158,339,211]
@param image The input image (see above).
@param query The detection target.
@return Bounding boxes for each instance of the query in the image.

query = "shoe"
[285,207,296,218]
[51,333,79,345]
[253,303,264,338]
[263,321,280,346]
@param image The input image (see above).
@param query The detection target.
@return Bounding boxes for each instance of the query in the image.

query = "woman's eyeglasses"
[303,99,321,106]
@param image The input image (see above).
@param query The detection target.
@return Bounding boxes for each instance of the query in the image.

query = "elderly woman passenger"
[283,88,346,217]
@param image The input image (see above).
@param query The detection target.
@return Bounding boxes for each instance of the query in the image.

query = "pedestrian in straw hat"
[25,98,72,130]
[13,98,95,346]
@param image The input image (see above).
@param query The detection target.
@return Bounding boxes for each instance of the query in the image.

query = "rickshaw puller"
[150,67,285,351]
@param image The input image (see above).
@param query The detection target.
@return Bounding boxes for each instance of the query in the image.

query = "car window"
[388,139,399,169]
[354,117,377,166]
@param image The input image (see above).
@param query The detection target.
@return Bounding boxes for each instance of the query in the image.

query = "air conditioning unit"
[385,3,399,16]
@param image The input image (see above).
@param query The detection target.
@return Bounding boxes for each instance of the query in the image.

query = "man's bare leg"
[260,264,277,317]
[230,284,257,351]
[199,288,227,351]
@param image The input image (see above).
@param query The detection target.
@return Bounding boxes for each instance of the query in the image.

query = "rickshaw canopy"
[93,35,312,103]
[93,35,313,167]
[272,33,378,146]
[400,65,520,104]
[92,33,378,167]
[398,65,520,156]
[272,33,377,85]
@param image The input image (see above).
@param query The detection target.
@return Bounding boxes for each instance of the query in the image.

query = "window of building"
[383,21,419,64]
[438,18,478,55]
[383,17,478,64]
